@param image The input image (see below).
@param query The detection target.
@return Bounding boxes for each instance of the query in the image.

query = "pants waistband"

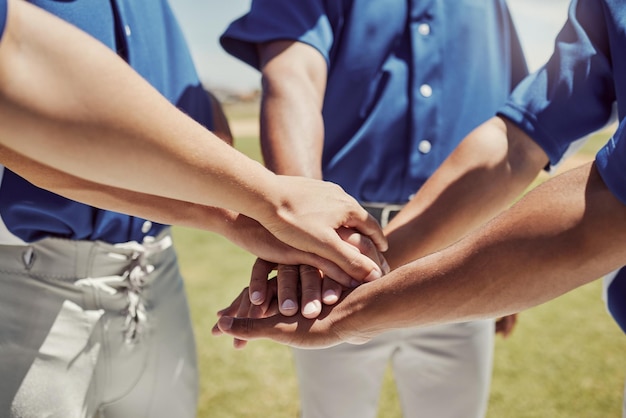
[361,202,405,228]
[0,229,173,281]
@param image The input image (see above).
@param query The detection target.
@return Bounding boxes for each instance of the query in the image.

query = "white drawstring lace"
[76,235,172,344]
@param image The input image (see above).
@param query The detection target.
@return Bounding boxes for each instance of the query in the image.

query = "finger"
[218,281,280,347]
[213,289,246,336]
[247,278,274,318]
[233,288,257,348]
[216,315,321,348]
[504,314,518,337]
[249,259,277,305]
[277,264,300,316]
[299,265,323,319]
[495,315,516,338]
[344,210,388,252]
[217,313,358,349]
[321,277,342,305]
[380,255,390,275]
[326,235,383,283]
[297,253,356,289]
[216,288,247,318]
[235,291,253,319]
[336,227,389,276]
[258,277,281,317]
[211,322,224,336]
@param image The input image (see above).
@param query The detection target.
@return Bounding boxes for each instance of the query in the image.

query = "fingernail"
[365,268,382,282]
[251,291,263,304]
[220,316,233,330]
[281,299,297,311]
[303,301,321,316]
[322,290,339,304]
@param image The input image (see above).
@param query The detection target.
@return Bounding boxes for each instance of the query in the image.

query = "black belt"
[361,202,405,228]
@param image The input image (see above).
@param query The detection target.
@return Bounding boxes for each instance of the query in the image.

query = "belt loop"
[361,202,405,228]
[380,207,392,228]
[75,240,94,279]
[22,247,35,270]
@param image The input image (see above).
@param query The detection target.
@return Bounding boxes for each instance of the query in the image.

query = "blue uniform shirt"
[221,0,527,204]
[497,0,626,331]
[0,0,213,245]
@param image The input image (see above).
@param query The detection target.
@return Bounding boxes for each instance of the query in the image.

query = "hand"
[213,296,373,349]
[260,176,388,285]
[213,227,389,348]
[225,214,388,289]
[212,279,371,349]
[495,314,518,338]
[247,228,390,319]
[247,261,342,318]
[212,277,281,349]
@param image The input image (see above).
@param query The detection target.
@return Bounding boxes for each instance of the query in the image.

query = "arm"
[384,116,550,268]
[248,40,339,315]
[0,144,361,270]
[217,161,626,347]
[257,40,327,178]
[0,0,386,283]
[382,116,548,337]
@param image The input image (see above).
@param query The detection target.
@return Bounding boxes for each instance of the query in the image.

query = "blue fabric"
[597,120,626,205]
[607,269,626,333]
[0,0,6,41]
[222,0,527,204]
[496,0,626,331]
[498,0,620,168]
[0,0,213,244]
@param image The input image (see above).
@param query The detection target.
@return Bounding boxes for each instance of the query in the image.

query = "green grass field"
[175,113,626,417]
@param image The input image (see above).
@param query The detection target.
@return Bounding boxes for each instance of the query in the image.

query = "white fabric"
[293,320,495,418]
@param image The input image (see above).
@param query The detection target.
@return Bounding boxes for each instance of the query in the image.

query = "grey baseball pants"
[0,229,198,418]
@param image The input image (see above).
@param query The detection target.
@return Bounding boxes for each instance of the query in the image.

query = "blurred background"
[165,1,626,417]
[169,0,571,93]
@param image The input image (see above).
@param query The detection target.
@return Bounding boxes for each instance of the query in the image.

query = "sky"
[168,0,572,92]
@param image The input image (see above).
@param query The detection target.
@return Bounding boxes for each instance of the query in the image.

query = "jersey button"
[418,23,431,36]
[420,84,433,98]
[418,140,432,154]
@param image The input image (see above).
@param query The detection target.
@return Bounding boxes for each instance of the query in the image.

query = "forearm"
[341,162,626,334]
[3,144,334,266]
[0,0,277,218]
[258,41,326,178]
[0,143,238,232]
[384,116,549,268]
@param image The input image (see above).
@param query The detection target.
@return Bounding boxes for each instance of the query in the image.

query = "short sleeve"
[596,119,626,205]
[220,0,333,70]
[0,0,8,42]
[498,0,615,167]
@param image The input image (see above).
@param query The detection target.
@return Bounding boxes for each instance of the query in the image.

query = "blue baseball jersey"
[221,0,528,204]
[497,0,626,331]
[0,0,213,245]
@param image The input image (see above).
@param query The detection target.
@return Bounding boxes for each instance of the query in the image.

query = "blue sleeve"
[596,119,626,205]
[220,0,334,70]
[0,0,7,42]
[498,0,615,166]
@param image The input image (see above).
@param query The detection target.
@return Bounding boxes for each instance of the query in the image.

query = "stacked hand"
[212,227,389,348]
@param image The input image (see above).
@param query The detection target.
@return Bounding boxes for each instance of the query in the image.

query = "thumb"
[216,315,316,348]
